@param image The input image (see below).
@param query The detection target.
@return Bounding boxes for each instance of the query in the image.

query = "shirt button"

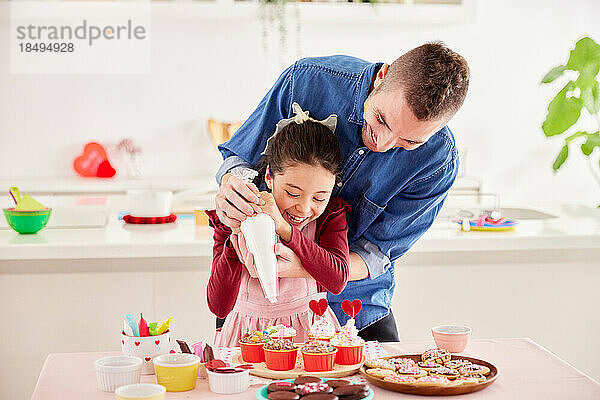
[358,149,365,155]
[337,182,343,187]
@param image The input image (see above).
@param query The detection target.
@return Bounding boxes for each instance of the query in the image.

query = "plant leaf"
[541,65,567,84]
[581,132,600,156]
[580,79,600,114]
[553,145,569,171]
[542,81,583,136]
[566,37,600,78]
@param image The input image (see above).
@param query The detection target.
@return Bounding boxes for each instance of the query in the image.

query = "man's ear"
[373,63,389,89]
[265,166,273,190]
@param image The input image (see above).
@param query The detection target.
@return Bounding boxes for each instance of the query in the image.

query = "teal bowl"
[3,208,52,234]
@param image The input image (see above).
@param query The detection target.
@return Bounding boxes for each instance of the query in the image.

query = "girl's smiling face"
[266,162,336,230]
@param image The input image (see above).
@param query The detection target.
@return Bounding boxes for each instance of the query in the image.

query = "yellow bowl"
[152,354,200,392]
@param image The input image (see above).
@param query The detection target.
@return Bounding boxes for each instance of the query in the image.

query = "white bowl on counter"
[94,355,142,392]
[127,190,173,218]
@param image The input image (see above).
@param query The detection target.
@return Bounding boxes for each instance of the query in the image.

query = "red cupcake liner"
[301,349,337,372]
[264,348,298,371]
[334,344,364,365]
[239,341,265,363]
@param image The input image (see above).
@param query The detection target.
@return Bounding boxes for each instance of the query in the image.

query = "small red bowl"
[239,340,265,363]
[301,349,337,372]
[334,343,364,365]
[263,348,298,371]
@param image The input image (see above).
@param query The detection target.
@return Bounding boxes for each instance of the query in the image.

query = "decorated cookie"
[295,382,333,396]
[445,359,472,369]
[383,374,418,384]
[268,381,297,393]
[417,360,440,370]
[459,364,491,376]
[458,372,487,383]
[452,375,484,385]
[429,366,460,380]
[365,368,397,379]
[301,394,339,400]
[421,348,451,364]
[415,375,450,386]
[388,357,417,367]
[364,358,395,370]
[395,364,427,378]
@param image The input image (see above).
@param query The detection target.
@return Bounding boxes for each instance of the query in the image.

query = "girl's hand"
[258,191,292,242]
[230,233,258,278]
[275,243,311,278]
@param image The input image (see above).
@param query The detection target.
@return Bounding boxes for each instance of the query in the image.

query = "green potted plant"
[541,36,600,200]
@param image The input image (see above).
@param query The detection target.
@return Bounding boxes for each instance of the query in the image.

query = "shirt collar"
[348,62,383,126]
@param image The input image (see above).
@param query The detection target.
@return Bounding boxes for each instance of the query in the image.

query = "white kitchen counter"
[1,204,599,261]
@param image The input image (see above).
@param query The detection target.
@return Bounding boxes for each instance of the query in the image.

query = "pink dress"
[214,221,341,348]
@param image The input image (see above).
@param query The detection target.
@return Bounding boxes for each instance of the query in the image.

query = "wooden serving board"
[359,354,498,396]
[232,352,364,379]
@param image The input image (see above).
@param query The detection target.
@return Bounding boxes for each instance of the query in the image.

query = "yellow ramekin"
[115,383,165,400]
[152,354,200,392]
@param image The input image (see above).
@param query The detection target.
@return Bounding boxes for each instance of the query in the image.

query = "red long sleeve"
[205,210,243,318]
[281,197,351,294]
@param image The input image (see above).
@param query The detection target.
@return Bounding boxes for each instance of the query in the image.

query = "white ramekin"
[94,355,142,392]
[206,368,250,394]
[115,383,166,400]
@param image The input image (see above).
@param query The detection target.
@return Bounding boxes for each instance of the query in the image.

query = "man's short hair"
[381,41,470,121]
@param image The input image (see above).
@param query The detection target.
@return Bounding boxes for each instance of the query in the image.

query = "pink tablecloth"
[31,338,600,400]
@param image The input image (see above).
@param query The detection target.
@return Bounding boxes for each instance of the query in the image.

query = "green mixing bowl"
[3,208,52,234]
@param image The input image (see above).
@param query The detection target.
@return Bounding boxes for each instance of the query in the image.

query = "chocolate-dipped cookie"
[294,376,323,385]
[295,382,332,396]
[325,379,351,388]
[267,392,300,400]
[267,381,297,393]
[301,394,339,400]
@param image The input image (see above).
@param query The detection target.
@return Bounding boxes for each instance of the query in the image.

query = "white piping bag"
[240,213,278,303]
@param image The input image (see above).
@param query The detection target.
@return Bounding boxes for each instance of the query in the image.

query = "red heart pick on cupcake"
[341,299,362,318]
[309,298,328,317]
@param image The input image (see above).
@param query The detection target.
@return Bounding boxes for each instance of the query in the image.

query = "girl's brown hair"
[258,120,342,182]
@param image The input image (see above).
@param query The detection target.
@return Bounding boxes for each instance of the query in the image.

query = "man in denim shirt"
[214,42,469,341]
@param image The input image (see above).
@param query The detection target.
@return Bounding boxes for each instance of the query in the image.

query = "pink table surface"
[32,338,600,400]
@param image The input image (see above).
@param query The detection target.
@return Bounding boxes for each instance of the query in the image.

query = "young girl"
[206,103,351,347]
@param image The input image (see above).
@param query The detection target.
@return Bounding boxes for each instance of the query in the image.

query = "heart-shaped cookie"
[309,298,328,317]
[341,299,362,318]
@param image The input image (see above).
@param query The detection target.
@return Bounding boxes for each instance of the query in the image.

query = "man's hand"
[275,243,311,278]
[215,173,263,233]
[230,233,258,278]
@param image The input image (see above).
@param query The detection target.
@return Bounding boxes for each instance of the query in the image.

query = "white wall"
[1,0,600,205]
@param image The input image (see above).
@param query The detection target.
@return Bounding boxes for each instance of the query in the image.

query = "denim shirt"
[216,55,459,330]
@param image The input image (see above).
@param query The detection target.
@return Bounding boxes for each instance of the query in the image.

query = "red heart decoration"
[170,350,176,354]
[134,341,140,346]
[73,142,109,177]
[121,340,124,345]
[155,340,160,345]
[341,299,362,318]
[96,160,116,178]
[145,357,151,362]
[168,337,171,342]
[309,298,329,317]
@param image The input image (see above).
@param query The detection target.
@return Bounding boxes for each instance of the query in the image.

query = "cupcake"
[301,340,337,372]
[308,318,336,342]
[263,339,298,371]
[330,318,365,365]
[239,331,271,363]
[266,324,297,342]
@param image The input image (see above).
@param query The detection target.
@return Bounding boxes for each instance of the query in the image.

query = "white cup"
[121,331,170,374]
[127,190,173,218]
[94,355,142,392]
